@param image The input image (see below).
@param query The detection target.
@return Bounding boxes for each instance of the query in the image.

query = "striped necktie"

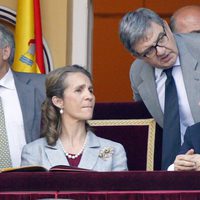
[0,96,12,169]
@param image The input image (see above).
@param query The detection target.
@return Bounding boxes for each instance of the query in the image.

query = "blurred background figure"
[0,24,45,169]
[170,5,200,33]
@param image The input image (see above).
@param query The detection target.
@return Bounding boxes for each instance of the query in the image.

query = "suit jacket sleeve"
[130,60,143,101]
[112,143,128,171]
[179,126,193,154]
[21,140,42,166]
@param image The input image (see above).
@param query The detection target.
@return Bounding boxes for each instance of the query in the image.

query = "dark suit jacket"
[179,122,200,154]
[13,71,46,143]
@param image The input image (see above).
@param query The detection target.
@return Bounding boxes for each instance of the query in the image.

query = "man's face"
[134,22,178,69]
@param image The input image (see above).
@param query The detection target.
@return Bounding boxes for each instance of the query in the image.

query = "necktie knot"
[164,68,173,78]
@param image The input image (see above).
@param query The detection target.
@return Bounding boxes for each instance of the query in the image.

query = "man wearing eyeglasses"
[119,8,200,170]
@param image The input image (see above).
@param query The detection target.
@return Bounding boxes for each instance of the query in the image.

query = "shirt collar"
[155,56,180,79]
[0,68,15,90]
[173,56,180,66]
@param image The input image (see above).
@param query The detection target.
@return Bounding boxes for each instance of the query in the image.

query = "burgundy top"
[66,154,82,167]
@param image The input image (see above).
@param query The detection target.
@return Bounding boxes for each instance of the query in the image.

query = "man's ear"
[51,96,63,109]
[163,20,171,32]
[2,45,11,61]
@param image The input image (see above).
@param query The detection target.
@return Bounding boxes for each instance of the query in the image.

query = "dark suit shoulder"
[187,122,200,136]
[182,122,200,154]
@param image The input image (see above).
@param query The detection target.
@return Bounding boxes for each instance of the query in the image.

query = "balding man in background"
[170,5,200,33]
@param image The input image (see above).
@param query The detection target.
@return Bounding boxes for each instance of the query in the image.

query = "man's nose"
[156,45,165,56]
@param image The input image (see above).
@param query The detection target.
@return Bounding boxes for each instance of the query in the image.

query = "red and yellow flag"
[13,0,45,74]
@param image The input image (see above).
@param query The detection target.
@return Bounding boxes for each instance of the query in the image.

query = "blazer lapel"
[45,140,69,167]
[78,131,100,170]
[13,72,35,143]
[139,64,163,127]
[177,37,200,123]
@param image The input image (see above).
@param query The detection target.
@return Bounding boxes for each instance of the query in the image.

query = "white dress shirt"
[167,163,174,171]
[0,69,26,167]
[155,57,194,144]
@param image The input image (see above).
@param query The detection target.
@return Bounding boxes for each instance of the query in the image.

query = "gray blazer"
[21,131,128,171]
[13,71,46,143]
[130,33,200,127]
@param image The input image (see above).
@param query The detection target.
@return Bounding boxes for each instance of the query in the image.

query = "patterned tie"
[162,68,181,170]
[0,96,12,169]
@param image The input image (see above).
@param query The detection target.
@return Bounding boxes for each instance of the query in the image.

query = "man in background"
[0,24,46,168]
[170,5,200,33]
[119,8,200,169]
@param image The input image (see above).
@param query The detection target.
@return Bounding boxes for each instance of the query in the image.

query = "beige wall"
[0,0,16,9]
[0,0,71,69]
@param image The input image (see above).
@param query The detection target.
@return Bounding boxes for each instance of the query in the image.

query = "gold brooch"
[99,147,114,160]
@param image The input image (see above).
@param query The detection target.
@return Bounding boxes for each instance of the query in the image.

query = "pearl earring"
[60,108,64,114]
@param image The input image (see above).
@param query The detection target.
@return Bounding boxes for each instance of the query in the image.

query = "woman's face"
[61,72,95,121]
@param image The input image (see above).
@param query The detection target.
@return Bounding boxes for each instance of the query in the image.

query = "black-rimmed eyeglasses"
[135,27,169,58]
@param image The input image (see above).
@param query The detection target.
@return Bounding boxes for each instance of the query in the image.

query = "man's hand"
[174,149,197,171]
[190,153,200,171]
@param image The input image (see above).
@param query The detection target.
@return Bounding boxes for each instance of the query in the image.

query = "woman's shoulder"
[24,137,48,148]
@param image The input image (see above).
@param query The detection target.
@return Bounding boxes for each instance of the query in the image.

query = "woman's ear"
[51,96,63,109]
[2,45,11,61]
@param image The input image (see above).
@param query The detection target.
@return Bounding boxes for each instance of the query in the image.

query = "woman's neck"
[59,120,87,153]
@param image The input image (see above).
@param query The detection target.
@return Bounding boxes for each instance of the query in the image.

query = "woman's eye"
[88,87,94,93]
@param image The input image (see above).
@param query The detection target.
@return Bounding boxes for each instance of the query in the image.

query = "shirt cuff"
[167,164,175,171]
